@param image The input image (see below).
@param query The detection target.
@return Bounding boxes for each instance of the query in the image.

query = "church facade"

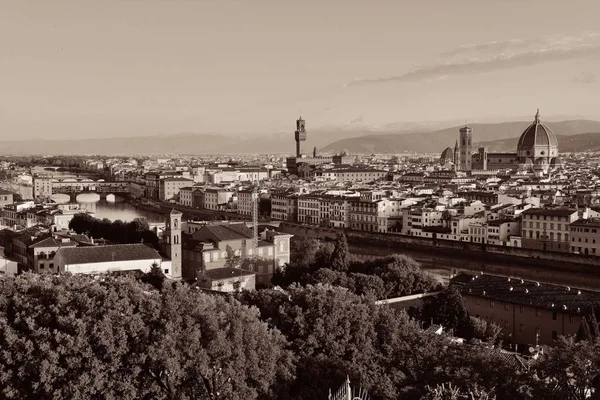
[440,110,562,175]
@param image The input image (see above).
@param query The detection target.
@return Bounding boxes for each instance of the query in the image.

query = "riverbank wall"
[278,222,600,274]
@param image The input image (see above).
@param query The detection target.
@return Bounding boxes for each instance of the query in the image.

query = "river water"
[14,168,164,223]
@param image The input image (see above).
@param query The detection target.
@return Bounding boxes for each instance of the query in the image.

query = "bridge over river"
[46,178,144,200]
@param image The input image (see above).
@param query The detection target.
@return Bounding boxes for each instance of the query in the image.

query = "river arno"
[11,168,166,223]
[349,243,600,292]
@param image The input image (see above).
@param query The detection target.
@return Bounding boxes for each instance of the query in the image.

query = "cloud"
[573,71,597,84]
[348,32,600,86]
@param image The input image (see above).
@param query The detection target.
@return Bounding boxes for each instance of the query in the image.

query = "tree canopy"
[274,237,441,299]
[0,274,292,400]
[69,213,160,250]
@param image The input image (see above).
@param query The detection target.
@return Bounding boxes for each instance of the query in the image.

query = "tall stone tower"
[164,209,183,279]
[459,126,473,171]
[294,116,307,157]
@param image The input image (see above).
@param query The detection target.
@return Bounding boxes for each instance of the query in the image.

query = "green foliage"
[330,234,350,272]
[275,238,440,299]
[0,273,292,400]
[142,261,166,290]
[421,286,471,337]
[69,213,160,250]
[238,285,533,400]
[469,317,502,344]
[531,336,600,400]
[224,245,240,269]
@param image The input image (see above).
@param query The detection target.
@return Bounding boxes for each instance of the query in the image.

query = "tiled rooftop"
[452,273,600,315]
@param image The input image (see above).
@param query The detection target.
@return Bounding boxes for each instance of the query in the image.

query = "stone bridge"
[51,179,143,199]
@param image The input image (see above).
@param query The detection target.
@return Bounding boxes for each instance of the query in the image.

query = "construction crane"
[251,178,259,266]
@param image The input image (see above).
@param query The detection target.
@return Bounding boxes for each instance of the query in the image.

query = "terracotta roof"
[202,224,253,241]
[453,273,600,315]
[521,208,577,217]
[29,236,77,249]
[56,244,160,265]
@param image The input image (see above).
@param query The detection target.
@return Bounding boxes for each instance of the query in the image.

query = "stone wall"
[279,222,600,272]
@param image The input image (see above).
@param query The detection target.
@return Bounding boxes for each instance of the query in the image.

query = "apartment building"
[159,177,194,201]
[297,194,321,225]
[322,168,388,183]
[521,208,578,253]
[179,187,195,207]
[181,222,293,285]
[28,235,78,274]
[486,219,521,246]
[350,198,402,233]
[0,189,14,209]
[455,273,597,346]
[144,171,180,199]
[237,189,254,217]
[326,195,359,228]
[203,188,235,211]
[570,218,600,255]
[271,193,298,222]
[33,176,53,198]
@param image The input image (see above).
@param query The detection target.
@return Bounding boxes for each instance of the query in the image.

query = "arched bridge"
[50,179,144,198]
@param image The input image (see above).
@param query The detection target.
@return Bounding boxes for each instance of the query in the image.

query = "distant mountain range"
[320,120,600,154]
[2,119,600,155]
[0,128,414,156]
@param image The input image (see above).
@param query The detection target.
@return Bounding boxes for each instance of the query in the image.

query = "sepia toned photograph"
[2,0,600,399]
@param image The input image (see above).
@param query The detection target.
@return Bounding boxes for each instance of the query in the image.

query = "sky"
[2,0,600,140]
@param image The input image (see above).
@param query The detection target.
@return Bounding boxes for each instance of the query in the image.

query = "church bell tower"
[164,209,182,279]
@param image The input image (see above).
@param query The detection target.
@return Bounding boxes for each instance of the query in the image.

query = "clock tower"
[294,116,307,157]
[164,209,182,279]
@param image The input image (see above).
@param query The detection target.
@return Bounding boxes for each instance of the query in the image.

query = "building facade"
[521,208,578,253]
[454,274,596,346]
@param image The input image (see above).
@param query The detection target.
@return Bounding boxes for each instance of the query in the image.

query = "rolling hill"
[319,120,600,154]
[2,119,600,156]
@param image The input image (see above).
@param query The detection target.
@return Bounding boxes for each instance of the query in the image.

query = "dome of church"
[517,110,558,156]
[440,147,454,164]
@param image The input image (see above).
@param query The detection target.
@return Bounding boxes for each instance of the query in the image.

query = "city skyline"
[2,0,600,140]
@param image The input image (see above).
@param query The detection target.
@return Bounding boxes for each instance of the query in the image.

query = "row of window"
[527,221,564,230]
[571,227,599,233]
[525,215,568,221]
[477,298,576,323]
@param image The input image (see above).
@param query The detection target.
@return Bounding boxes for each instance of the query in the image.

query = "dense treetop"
[0,273,292,400]
[69,213,160,250]
[273,235,441,299]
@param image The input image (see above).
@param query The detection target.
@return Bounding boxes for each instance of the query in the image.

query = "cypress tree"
[330,234,350,272]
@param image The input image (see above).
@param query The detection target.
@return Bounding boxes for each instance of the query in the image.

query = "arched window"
[557,232,562,242]
[514,240,518,247]
[549,232,554,241]
[174,235,179,245]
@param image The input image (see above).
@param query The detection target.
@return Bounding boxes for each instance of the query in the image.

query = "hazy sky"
[2,0,600,140]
